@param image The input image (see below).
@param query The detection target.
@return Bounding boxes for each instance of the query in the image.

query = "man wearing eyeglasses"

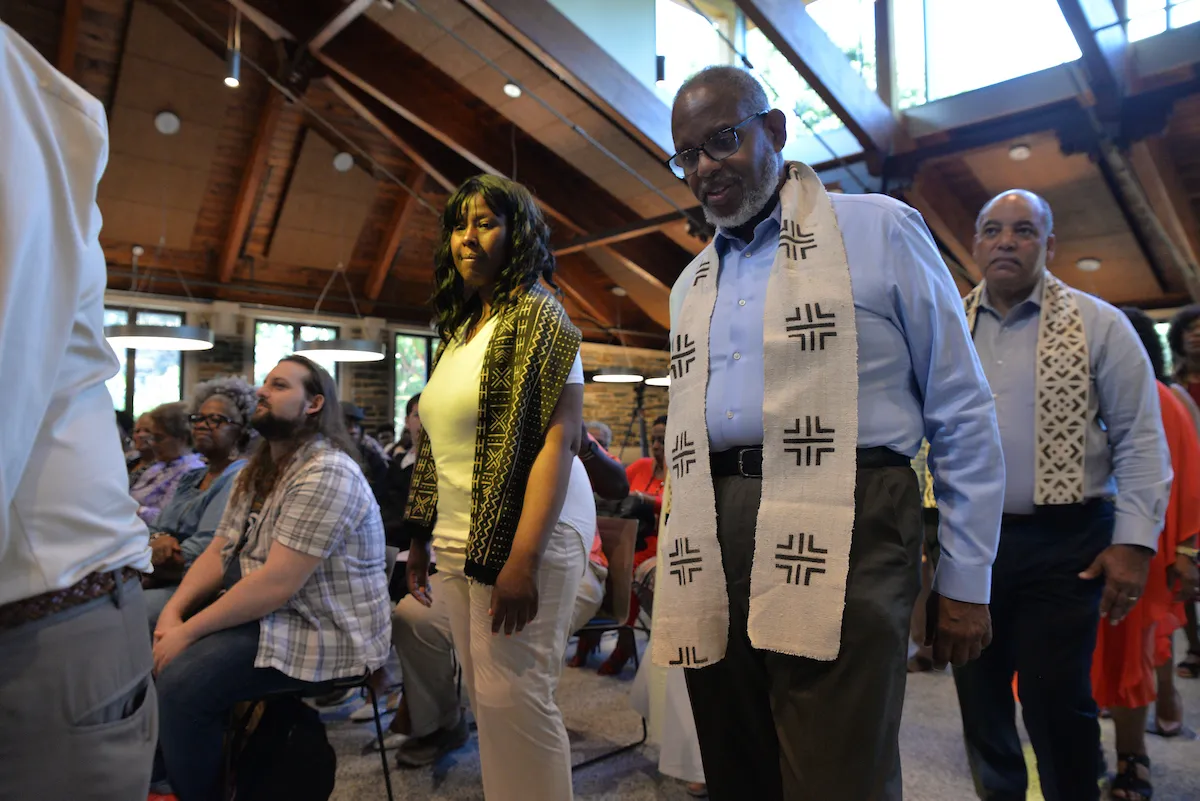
[655,65,1005,801]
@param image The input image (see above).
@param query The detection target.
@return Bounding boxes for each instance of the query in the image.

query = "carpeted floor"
[322,631,1200,800]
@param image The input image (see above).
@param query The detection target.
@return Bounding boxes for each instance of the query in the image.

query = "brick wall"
[581,342,669,459]
[194,335,250,384]
[345,358,394,434]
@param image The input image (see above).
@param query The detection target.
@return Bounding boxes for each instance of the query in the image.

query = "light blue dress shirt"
[669,193,1006,604]
[973,272,1171,551]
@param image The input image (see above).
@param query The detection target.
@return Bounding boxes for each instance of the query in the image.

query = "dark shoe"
[1111,752,1152,800]
[1176,649,1200,679]
[394,716,470,768]
[598,643,632,676]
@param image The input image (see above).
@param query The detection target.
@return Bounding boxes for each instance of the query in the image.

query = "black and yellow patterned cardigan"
[402,284,582,584]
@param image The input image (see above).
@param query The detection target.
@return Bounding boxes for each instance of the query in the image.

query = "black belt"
[1001,497,1114,526]
[710,446,908,478]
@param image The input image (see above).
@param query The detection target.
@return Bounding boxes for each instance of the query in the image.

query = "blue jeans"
[156,622,328,801]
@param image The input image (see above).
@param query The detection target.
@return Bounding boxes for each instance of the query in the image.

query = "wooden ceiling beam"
[366,171,427,301]
[1055,0,1126,115]
[736,0,898,157]
[306,0,374,53]
[553,207,707,257]
[904,167,982,282]
[218,88,285,283]
[1129,138,1200,296]
[457,0,673,158]
[56,0,84,78]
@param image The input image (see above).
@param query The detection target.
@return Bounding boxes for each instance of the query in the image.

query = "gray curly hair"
[192,375,257,426]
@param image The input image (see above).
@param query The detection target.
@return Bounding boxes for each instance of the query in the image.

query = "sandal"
[1177,649,1200,679]
[598,644,632,676]
[1111,752,1152,801]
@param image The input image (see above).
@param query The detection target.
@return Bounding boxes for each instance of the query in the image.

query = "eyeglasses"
[666,111,768,179]
[188,413,242,429]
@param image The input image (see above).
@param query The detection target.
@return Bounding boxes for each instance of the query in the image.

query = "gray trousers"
[684,465,923,801]
[0,575,158,801]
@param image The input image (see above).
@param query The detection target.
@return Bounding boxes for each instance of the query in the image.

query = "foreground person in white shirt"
[0,23,156,800]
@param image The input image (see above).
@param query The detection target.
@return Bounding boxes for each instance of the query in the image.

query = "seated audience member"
[586,420,613,451]
[576,416,666,674]
[131,401,204,526]
[1092,309,1200,800]
[377,422,397,454]
[153,356,392,801]
[344,400,390,496]
[127,412,158,487]
[143,377,256,627]
[1167,304,1200,680]
[380,393,423,599]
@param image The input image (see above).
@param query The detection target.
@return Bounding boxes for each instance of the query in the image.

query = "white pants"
[392,577,459,737]
[570,560,607,634]
[440,523,586,801]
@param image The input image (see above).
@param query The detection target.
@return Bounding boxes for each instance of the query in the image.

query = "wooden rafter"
[218,88,285,282]
[1055,0,1126,115]
[366,170,427,300]
[737,0,898,157]
[306,0,374,52]
[56,0,84,78]
[1129,138,1200,295]
[553,207,707,257]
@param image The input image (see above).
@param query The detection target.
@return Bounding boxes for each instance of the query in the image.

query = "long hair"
[235,355,359,502]
[1121,307,1168,384]
[1168,304,1200,365]
[432,175,556,343]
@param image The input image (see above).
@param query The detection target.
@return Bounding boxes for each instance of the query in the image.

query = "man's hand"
[153,623,196,675]
[925,592,992,667]
[489,553,539,636]
[407,541,433,607]
[1079,544,1153,625]
[1168,553,1200,602]
[151,535,181,567]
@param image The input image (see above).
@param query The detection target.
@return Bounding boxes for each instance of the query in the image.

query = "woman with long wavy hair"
[401,175,595,798]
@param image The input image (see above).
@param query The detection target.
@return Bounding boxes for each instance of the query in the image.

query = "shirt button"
[738,299,747,307]
[745,250,753,257]
[997,360,1004,366]
[726,410,734,419]
[733,352,742,360]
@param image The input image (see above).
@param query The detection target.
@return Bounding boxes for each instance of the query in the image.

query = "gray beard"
[702,154,783,231]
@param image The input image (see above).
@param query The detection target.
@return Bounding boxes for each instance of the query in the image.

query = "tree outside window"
[253,321,340,386]
[103,307,184,417]
[394,334,431,430]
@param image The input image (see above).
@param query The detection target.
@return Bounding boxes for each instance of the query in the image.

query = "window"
[394,334,432,430]
[104,307,185,417]
[655,0,732,105]
[253,321,340,386]
[894,0,1081,109]
[1127,0,1200,41]
[1156,321,1174,376]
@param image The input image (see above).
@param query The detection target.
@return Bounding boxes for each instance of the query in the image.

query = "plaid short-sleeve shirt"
[217,437,391,682]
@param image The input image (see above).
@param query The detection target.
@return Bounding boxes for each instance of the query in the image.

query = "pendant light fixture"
[224,8,242,88]
[589,297,643,383]
[644,375,670,387]
[104,113,214,353]
[293,154,385,363]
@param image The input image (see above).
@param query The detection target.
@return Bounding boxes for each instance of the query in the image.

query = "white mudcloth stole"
[654,162,858,666]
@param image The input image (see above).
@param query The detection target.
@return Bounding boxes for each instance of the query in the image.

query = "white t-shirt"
[421,317,595,574]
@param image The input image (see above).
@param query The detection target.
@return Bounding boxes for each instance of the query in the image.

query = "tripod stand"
[616,382,649,463]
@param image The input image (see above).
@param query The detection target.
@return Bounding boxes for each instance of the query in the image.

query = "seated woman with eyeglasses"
[130,402,205,525]
[143,377,257,628]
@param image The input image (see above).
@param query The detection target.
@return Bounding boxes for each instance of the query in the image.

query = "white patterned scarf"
[654,162,858,666]
[966,273,1089,504]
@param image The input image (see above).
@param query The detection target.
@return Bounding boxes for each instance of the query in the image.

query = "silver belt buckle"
[737,448,756,477]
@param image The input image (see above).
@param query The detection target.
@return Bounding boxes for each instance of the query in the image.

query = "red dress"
[622,457,665,625]
[1092,383,1200,708]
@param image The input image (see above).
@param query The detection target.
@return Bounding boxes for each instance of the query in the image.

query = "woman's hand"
[152,623,196,675]
[154,606,185,644]
[1168,553,1200,601]
[407,541,433,607]
[490,555,539,635]
[151,535,181,566]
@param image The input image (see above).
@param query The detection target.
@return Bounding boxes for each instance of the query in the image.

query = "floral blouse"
[130,452,205,526]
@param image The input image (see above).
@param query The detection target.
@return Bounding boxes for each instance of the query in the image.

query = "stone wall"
[580,342,669,459]
[344,358,394,435]
[193,334,250,385]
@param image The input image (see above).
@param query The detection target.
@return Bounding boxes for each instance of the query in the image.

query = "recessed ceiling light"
[610,286,628,297]
[644,375,670,387]
[1076,257,1102,272]
[154,111,181,135]
[333,152,355,173]
[503,82,522,99]
[1008,143,1032,161]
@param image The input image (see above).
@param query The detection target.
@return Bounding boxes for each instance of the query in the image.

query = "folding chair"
[571,516,648,770]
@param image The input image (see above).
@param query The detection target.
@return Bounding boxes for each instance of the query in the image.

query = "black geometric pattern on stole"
[778,219,817,261]
[692,260,713,287]
[671,431,697,479]
[784,416,835,466]
[667,537,702,586]
[785,303,837,351]
[671,334,697,379]
[775,533,828,586]
[668,646,709,666]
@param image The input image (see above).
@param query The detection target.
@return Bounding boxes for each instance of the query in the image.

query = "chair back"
[596,516,638,623]
[384,546,400,584]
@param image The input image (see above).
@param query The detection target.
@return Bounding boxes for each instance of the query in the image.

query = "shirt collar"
[980,269,1047,318]
[714,195,781,256]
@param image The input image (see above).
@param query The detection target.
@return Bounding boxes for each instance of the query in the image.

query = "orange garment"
[623,457,665,625]
[1092,382,1200,708]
